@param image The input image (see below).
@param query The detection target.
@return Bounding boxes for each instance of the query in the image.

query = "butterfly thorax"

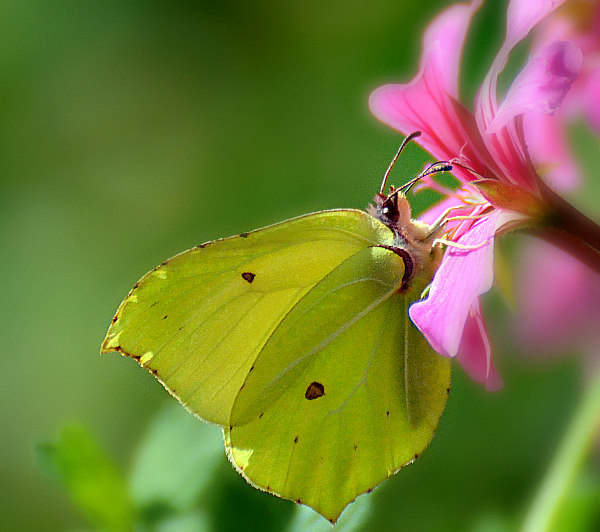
[368,190,445,294]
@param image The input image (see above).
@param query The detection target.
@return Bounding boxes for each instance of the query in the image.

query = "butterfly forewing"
[229,246,406,425]
[101,210,395,425]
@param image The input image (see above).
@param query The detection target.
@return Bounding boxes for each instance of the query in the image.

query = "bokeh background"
[2,1,599,531]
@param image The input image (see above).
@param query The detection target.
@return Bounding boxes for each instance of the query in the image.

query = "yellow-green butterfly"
[101,132,452,523]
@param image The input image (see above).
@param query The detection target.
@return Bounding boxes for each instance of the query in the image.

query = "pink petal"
[455,301,503,391]
[422,0,483,99]
[523,108,580,191]
[369,0,496,184]
[477,0,569,129]
[515,237,600,353]
[506,0,568,51]
[416,195,467,227]
[409,211,500,358]
[582,66,600,133]
[474,0,568,191]
[488,40,582,133]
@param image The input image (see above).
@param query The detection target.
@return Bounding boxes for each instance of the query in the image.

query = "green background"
[1,1,598,531]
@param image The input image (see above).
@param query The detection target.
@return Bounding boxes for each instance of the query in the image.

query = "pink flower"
[513,2,600,366]
[369,0,583,389]
[515,238,600,360]
[525,0,600,190]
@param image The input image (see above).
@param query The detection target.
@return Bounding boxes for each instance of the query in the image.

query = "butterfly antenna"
[387,162,453,201]
[379,131,422,194]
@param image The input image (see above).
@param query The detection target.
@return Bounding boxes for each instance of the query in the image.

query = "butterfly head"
[369,186,412,230]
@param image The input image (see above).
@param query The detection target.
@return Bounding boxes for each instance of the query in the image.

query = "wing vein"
[265,277,395,391]
[403,297,412,426]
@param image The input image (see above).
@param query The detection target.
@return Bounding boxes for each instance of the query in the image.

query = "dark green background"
[1,1,598,531]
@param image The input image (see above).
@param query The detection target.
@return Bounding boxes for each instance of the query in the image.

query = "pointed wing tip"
[99,341,120,356]
[312,498,356,526]
[99,333,114,355]
[99,321,121,354]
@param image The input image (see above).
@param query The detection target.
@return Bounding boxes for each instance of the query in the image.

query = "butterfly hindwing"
[225,246,451,522]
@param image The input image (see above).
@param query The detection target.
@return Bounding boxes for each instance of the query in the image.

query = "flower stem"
[531,180,600,275]
[535,228,600,275]
[521,365,600,532]
[540,180,600,250]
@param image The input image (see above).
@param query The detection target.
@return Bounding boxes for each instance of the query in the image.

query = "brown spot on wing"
[239,232,250,238]
[241,272,255,283]
[305,381,325,400]
[294,436,298,443]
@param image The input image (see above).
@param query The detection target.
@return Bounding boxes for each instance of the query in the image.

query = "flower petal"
[409,211,500,358]
[456,301,503,390]
[369,0,495,183]
[422,0,483,99]
[515,237,600,353]
[506,0,568,50]
[477,0,569,129]
[582,65,600,133]
[416,195,467,226]
[488,40,582,133]
[474,0,568,191]
[524,108,581,191]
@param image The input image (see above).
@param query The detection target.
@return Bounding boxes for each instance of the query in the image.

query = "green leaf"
[129,401,223,518]
[549,471,600,532]
[36,424,134,532]
[151,510,212,532]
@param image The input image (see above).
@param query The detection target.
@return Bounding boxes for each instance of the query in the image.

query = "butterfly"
[101,132,452,523]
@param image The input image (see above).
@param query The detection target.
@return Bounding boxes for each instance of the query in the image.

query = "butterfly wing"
[101,209,394,425]
[225,246,451,522]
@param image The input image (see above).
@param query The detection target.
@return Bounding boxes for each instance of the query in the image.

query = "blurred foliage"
[35,367,600,532]
[551,472,600,532]
[36,425,134,532]
[36,403,372,532]
[2,0,599,531]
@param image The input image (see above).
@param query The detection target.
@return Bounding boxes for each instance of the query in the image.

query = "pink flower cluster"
[369,0,600,388]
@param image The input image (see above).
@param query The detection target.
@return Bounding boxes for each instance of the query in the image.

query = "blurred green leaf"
[35,424,134,532]
[129,401,223,525]
[549,471,600,532]
[206,458,294,532]
[286,493,371,532]
[469,511,513,532]
[151,509,211,532]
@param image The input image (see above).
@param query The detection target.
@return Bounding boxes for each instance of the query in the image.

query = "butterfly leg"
[431,237,490,251]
